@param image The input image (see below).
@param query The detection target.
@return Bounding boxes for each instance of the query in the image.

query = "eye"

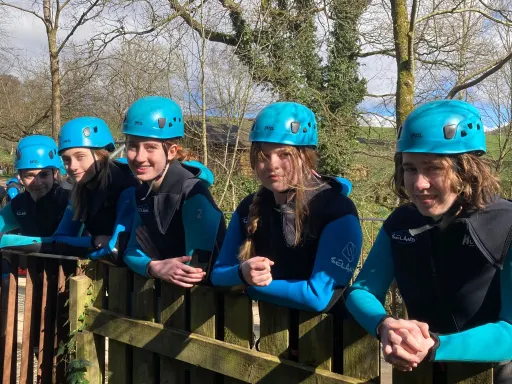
[403,166,416,173]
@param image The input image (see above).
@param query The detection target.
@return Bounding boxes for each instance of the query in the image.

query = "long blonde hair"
[238,143,319,261]
[71,149,111,221]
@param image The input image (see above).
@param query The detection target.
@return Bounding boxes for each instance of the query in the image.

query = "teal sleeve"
[0,203,19,233]
[53,203,83,237]
[345,227,395,336]
[123,210,152,277]
[182,194,222,255]
[433,247,512,362]
[210,211,244,286]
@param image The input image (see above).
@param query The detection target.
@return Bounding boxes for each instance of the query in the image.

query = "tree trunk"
[48,30,61,140]
[391,0,414,129]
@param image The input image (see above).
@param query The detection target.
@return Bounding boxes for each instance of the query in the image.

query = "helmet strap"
[140,142,170,200]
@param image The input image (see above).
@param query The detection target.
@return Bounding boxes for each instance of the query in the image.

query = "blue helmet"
[6,178,18,186]
[58,117,115,155]
[122,96,184,140]
[6,186,19,200]
[15,135,61,170]
[397,100,486,155]
[250,102,318,147]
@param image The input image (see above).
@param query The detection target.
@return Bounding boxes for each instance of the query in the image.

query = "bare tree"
[0,0,107,138]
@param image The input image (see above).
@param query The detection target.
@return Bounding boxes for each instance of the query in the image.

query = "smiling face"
[61,148,96,183]
[125,135,178,187]
[19,168,56,201]
[402,152,459,219]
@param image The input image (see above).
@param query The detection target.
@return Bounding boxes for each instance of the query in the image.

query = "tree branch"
[408,0,419,69]
[417,7,512,27]
[358,48,396,57]
[0,2,45,23]
[57,0,102,54]
[446,50,512,99]
[167,0,237,45]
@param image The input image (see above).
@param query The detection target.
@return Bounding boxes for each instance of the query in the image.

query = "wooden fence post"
[69,275,101,384]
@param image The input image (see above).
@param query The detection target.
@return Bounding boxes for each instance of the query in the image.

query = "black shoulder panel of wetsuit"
[458,198,512,269]
[383,203,427,235]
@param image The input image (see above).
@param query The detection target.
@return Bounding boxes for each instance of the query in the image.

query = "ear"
[166,144,179,161]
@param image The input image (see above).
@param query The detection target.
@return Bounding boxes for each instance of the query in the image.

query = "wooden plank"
[258,301,290,358]
[342,317,380,381]
[132,274,156,384]
[52,262,69,383]
[446,363,493,384]
[298,312,333,370]
[392,361,433,384]
[159,282,188,384]
[19,257,36,384]
[38,259,59,384]
[189,285,217,384]
[223,294,253,384]
[2,255,18,384]
[85,307,365,384]
[107,267,132,384]
[69,275,102,384]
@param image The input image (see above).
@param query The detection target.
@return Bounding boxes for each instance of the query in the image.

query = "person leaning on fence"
[345,100,512,383]
[210,101,362,313]
[5,177,23,203]
[121,96,225,286]
[0,136,70,273]
[0,117,139,265]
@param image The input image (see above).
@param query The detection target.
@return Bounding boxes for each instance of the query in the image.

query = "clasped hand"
[378,317,436,371]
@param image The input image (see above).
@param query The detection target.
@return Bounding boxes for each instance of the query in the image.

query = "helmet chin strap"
[141,143,170,201]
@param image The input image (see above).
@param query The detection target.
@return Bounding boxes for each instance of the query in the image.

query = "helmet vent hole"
[173,117,177,122]
[468,123,473,129]
[314,124,317,129]
[477,124,481,130]
[168,123,173,127]
[461,130,467,137]
[49,151,54,159]
[443,124,457,140]
[291,122,300,134]
[158,118,166,128]
[308,122,311,127]
[303,128,307,133]
[179,118,181,122]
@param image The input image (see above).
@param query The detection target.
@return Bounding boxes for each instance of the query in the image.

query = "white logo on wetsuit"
[391,230,416,244]
[331,242,356,273]
[16,210,26,216]
[138,205,149,214]
[462,234,475,247]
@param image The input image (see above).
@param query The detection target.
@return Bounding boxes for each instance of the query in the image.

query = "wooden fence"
[0,219,496,383]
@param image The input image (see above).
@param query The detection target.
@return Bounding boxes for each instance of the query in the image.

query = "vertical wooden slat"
[107,267,132,384]
[159,282,187,384]
[446,363,493,384]
[52,262,67,383]
[223,294,253,384]
[189,285,216,384]
[298,312,333,370]
[2,255,18,384]
[87,262,106,383]
[258,302,290,358]
[133,274,156,384]
[392,361,433,384]
[342,317,380,381]
[70,275,101,384]
[38,259,58,384]
[20,257,35,384]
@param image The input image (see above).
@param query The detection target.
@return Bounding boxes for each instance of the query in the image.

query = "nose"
[134,147,147,163]
[267,153,281,170]
[414,172,430,191]
[68,158,78,172]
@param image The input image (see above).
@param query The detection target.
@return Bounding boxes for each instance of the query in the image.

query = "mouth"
[268,174,281,181]
[416,195,437,204]
[135,166,151,174]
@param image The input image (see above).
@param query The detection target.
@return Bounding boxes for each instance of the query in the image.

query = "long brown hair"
[392,152,500,211]
[238,143,319,262]
[71,149,111,221]
[162,138,197,162]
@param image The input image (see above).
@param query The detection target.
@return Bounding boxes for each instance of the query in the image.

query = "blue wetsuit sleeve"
[88,187,136,261]
[53,203,83,237]
[0,203,19,233]
[210,211,244,286]
[182,193,223,256]
[247,214,362,312]
[432,247,512,362]
[345,227,395,336]
[123,206,152,277]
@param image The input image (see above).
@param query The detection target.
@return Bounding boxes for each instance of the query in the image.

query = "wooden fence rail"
[0,219,496,383]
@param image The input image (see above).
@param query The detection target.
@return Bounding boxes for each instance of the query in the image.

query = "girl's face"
[125,135,177,183]
[61,148,96,183]
[255,143,301,201]
[402,152,458,219]
[19,168,56,201]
